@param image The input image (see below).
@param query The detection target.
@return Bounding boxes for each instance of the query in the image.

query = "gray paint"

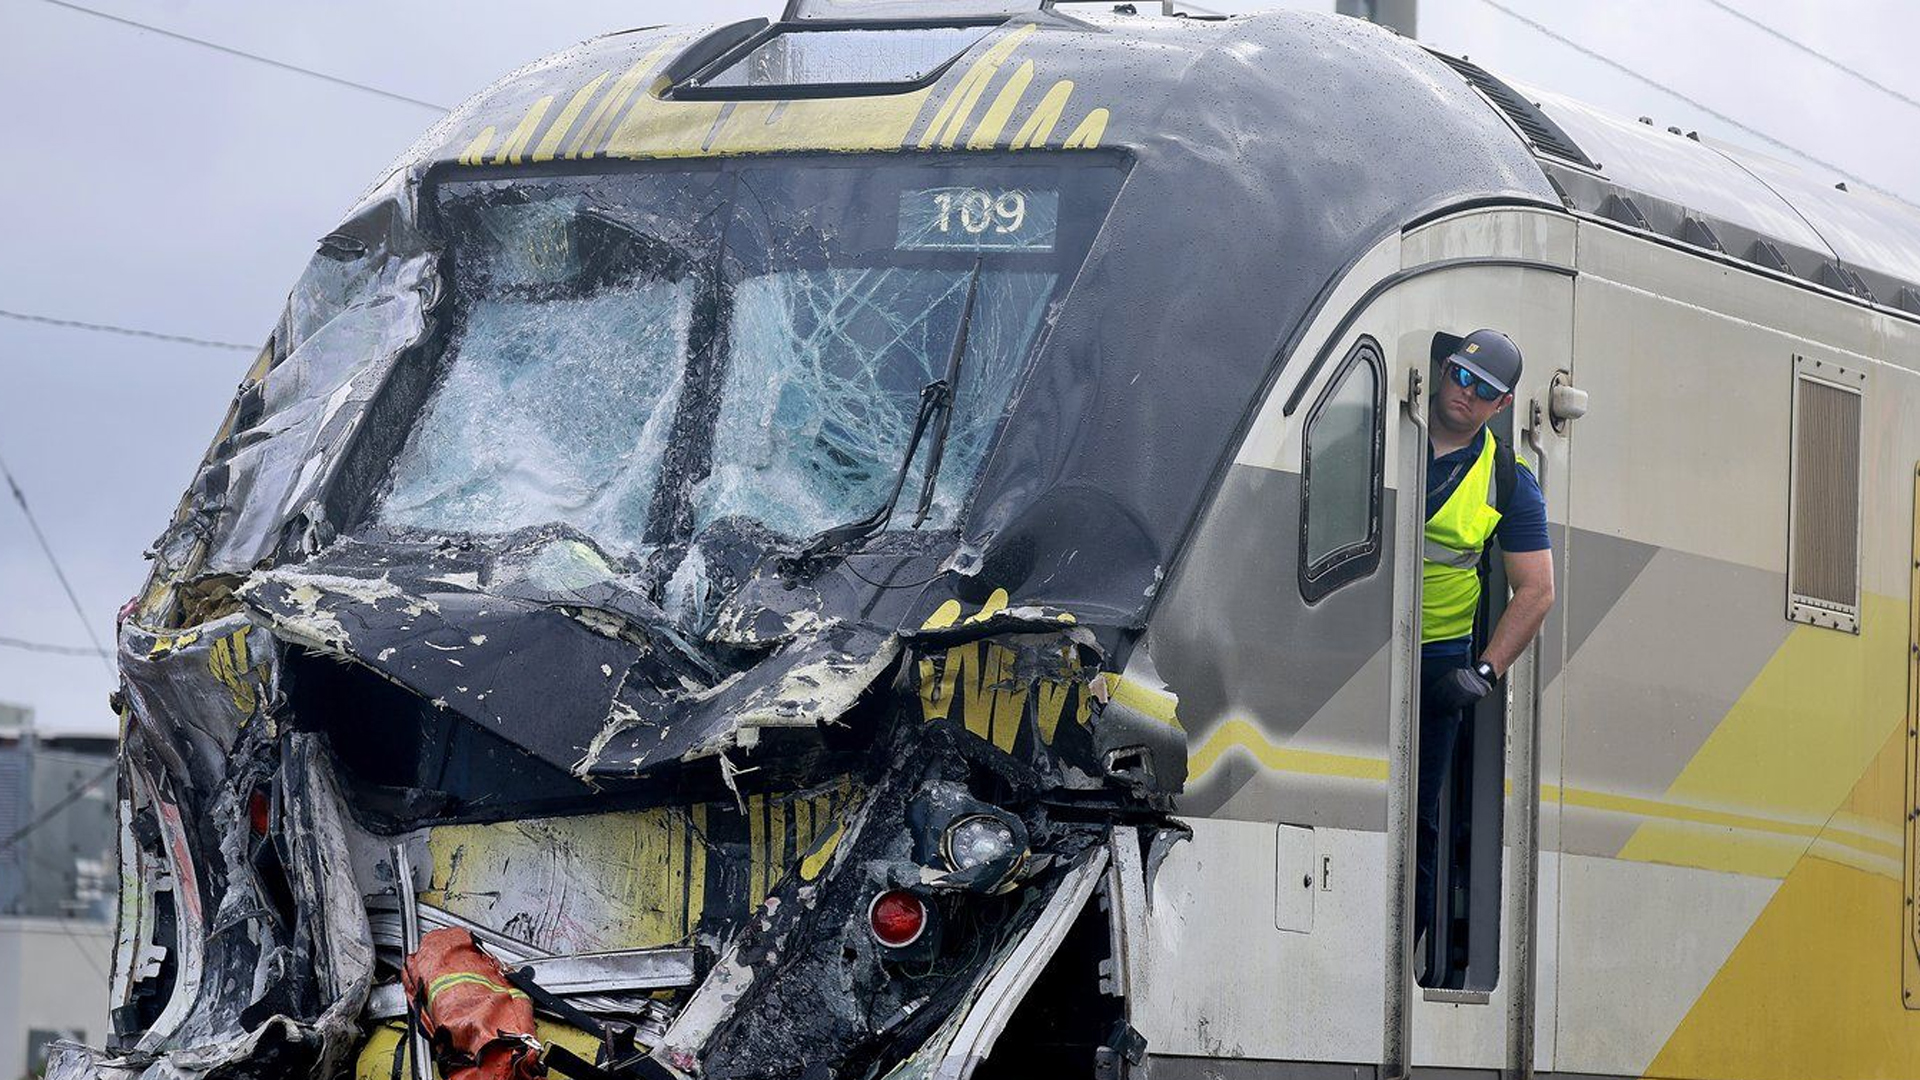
[1561,527,1659,663]
[1149,466,1397,750]
[1556,547,1792,856]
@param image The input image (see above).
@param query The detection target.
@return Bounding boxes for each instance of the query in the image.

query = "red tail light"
[867,890,928,948]
[248,788,272,837]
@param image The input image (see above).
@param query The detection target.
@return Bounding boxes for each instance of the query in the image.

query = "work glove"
[1431,664,1493,711]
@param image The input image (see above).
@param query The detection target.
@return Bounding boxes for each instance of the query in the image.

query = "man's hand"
[1431,665,1493,711]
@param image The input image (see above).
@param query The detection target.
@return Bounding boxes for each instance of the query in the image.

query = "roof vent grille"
[1429,51,1598,171]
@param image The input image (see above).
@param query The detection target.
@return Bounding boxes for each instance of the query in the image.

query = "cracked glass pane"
[379,180,710,551]
[382,288,691,546]
[694,267,1052,538]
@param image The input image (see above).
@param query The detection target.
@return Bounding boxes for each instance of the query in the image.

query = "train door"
[1386,213,1576,1080]
[1129,210,1575,1077]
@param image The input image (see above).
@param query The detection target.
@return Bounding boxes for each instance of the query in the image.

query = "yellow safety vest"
[1423,429,1504,643]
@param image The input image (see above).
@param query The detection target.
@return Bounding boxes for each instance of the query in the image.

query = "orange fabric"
[401,927,544,1080]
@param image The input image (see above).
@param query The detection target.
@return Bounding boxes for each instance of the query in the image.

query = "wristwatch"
[1473,660,1497,683]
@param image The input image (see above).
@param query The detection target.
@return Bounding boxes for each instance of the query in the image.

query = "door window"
[1299,338,1386,602]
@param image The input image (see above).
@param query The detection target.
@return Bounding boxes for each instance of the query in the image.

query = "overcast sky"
[2,0,1915,735]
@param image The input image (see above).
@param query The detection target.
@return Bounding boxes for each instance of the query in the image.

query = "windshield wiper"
[791,258,983,566]
[910,258,981,528]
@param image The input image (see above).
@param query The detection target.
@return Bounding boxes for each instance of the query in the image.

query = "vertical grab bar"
[1383,363,1428,1080]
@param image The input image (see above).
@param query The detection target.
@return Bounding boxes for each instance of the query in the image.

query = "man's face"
[1435,361,1511,434]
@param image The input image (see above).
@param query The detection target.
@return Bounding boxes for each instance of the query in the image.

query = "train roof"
[1431,54,1920,316]
[384,5,1920,319]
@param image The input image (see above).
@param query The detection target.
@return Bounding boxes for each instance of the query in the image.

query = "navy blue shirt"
[1423,429,1549,664]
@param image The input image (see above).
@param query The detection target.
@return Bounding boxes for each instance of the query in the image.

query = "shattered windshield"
[378,158,1122,553]
[382,174,724,545]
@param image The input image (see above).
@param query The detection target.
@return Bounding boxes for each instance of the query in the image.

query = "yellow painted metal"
[567,41,684,159]
[1186,718,1393,784]
[533,72,613,163]
[967,59,1034,150]
[1105,674,1184,730]
[1643,729,1920,1079]
[915,589,1092,751]
[1012,79,1074,149]
[920,26,1038,150]
[1062,107,1109,149]
[801,818,845,881]
[1181,716,1902,870]
[422,807,708,951]
[747,793,768,908]
[493,95,555,165]
[458,126,497,166]
[1616,592,1906,877]
[206,628,258,715]
[450,22,1114,167]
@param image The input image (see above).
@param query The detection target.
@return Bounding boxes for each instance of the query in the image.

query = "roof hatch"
[679,24,995,97]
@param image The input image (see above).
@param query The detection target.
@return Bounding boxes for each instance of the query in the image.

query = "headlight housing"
[942,813,1017,872]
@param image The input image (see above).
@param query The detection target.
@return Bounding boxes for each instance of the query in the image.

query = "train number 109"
[930,189,1028,235]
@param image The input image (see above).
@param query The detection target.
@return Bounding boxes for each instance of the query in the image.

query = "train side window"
[1299,338,1386,602]
[1786,354,1866,633]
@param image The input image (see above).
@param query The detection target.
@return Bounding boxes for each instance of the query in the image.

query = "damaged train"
[54,2,1920,1080]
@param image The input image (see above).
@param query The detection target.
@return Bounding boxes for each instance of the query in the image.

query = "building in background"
[0,703,117,1079]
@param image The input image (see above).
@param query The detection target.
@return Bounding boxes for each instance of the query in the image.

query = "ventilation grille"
[1430,51,1598,170]
[1788,359,1864,631]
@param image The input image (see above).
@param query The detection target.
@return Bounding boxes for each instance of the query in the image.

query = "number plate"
[897,186,1059,251]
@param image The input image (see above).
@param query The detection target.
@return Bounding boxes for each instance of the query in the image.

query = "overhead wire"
[1695,0,1920,115]
[0,307,256,353]
[0,451,116,675]
[0,762,116,854]
[38,0,450,112]
[1472,0,1916,209]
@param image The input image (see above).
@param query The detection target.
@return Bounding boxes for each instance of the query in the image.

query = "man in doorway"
[1417,329,1555,979]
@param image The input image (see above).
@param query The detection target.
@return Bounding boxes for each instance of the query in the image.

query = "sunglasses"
[1446,362,1507,402]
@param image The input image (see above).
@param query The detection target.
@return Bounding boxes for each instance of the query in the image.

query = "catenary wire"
[0,307,256,352]
[0,451,116,674]
[38,0,449,112]
[1473,0,1916,209]
[1696,0,1920,114]
[0,635,112,659]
